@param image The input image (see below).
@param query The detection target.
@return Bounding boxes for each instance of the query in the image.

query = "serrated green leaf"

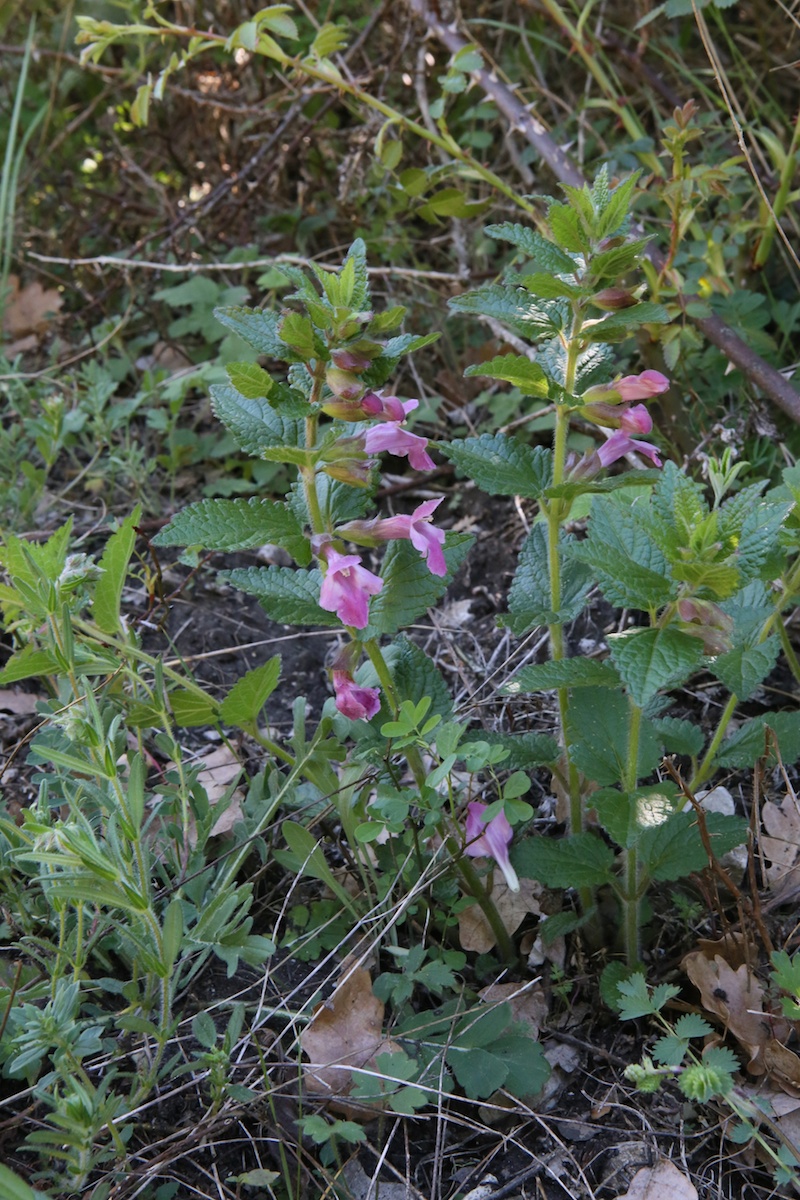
[210,384,305,457]
[219,657,281,730]
[638,811,748,882]
[547,203,589,253]
[674,1013,714,1039]
[310,22,348,58]
[221,565,339,626]
[448,285,568,340]
[709,635,779,701]
[384,636,453,720]
[279,311,322,358]
[587,239,650,281]
[617,973,680,1019]
[736,501,792,584]
[518,272,581,300]
[463,730,559,767]
[571,497,674,610]
[592,784,679,849]
[651,715,705,757]
[502,657,620,695]
[442,433,552,499]
[366,534,472,636]
[608,627,704,708]
[213,306,293,359]
[225,361,273,399]
[94,506,141,634]
[464,353,548,397]
[504,525,591,633]
[567,687,662,786]
[0,647,61,685]
[484,222,577,274]
[170,687,220,727]
[585,302,670,342]
[716,711,800,769]
[546,471,661,502]
[511,831,616,888]
[153,497,310,564]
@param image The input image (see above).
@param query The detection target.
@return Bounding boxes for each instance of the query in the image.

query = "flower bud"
[591,287,638,311]
[325,367,364,402]
[677,599,734,656]
[331,348,372,373]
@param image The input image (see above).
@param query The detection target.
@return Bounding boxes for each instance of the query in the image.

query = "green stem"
[622,701,642,966]
[689,692,737,793]
[777,618,800,687]
[450,843,516,964]
[364,639,400,717]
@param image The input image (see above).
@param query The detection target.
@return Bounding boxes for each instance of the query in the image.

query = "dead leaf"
[682,951,789,1074]
[478,981,548,1040]
[694,933,748,970]
[2,274,63,339]
[300,967,400,1102]
[761,794,800,900]
[764,1038,800,1095]
[616,1158,698,1200]
[458,877,542,953]
[0,689,41,715]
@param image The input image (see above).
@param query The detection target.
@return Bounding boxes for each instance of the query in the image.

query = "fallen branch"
[403,0,800,424]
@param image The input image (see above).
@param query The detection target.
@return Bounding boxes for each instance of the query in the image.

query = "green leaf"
[502,657,620,695]
[638,811,748,882]
[93,506,141,635]
[153,497,310,564]
[592,784,679,849]
[504,525,591,633]
[463,730,559,767]
[225,361,274,398]
[587,240,650,281]
[278,821,356,910]
[546,203,590,253]
[571,496,674,610]
[651,715,705,757]
[221,565,339,627]
[464,353,548,397]
[567,687,662,786]
[366,534,472,636]
[219,657,281,730]
[192,1010,218,1050]
[518,272,581,300]
[384,636,453,721]
[442,434,552,499]
[418,188,492,220]
[170,687,220,727]
[0,1164,50,1200]
[736,501,792,584]
[709,635,780,701]
[608,627,704,708]
[674,1013,714,1039]
[310,21,349,58]
[494,1035,550,1099]
[447,1045,509,1098]
[484,222,577,274]
[716,711,800,769]
[210,384,304,457]
[585,301,670,341]
[213,305,293,359]
[511,831,616,888]
[617,973,680,1020]
[448,285,567,340]
[545,471,661,502]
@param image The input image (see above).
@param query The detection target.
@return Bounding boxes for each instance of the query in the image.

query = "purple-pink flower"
[363,422,435,472]
[341,498,447,577]
[318,548,383,629]
[619,404,653,435]
[332,670,381,720]
[615,370,670,401]
[597,429,662,469]
[464,801,520,892]
[361,393,419,422]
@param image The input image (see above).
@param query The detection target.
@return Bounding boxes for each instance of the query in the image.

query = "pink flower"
[318,548,383,629]
[341,498,447,576]
[332,670,381,720]
[619,404,653,435]
[464,801,520,892]
[615,370,669,401]
[363,422,435,471]
[597,429,662,469]
[361,393,419,422]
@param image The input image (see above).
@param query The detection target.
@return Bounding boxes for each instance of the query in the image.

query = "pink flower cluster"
[575,370,668,476]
